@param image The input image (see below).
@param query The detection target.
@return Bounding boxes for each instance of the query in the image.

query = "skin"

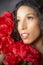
[0,52,5,65]
[17,5,43,54]
[17,6,41,44]
[17,5,43,65]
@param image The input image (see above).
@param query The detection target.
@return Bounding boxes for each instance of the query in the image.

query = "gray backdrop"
[0,0,20,15]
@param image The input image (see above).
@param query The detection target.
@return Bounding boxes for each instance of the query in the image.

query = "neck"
[33,36,43,54]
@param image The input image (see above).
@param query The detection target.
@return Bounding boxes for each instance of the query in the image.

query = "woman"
[0,0,43,65]
[12,0,43,64]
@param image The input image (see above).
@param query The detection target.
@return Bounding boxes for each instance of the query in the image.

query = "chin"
[22,40,32,44]
[22,37,36,44]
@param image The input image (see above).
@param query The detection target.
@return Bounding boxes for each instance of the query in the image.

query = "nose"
[22,20,27,30]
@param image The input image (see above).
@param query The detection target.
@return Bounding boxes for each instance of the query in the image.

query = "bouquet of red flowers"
[0,12,41,65]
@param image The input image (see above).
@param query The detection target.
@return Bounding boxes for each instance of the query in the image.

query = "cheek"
[29,21,41,40]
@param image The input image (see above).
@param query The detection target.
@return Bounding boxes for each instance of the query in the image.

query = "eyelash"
[27,16,33,20]
[16,20,20,22]
[17,16,33,22]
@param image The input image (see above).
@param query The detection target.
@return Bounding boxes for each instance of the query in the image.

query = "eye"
[16,19,20,22]
[27,16,33,20]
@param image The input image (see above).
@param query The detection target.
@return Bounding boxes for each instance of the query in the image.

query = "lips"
[21,33,29,39]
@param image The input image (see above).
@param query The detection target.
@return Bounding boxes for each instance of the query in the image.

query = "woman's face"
[17,6,41,44]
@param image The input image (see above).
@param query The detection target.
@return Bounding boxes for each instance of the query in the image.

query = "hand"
[0,53,5,65]
[28,62,34,65]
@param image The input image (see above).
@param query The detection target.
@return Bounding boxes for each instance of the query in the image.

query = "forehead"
[17,5,37,17]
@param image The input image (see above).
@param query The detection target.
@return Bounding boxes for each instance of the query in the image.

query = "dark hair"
[11,0,43,41]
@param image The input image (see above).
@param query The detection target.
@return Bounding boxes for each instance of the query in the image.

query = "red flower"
[0,12,41,65]
[3,40,41,65]
[0,37,40,65]
[0,36,15,54]
[0,12,14,37]
[2,11,14,21]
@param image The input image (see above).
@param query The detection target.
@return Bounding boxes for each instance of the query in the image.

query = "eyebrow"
[17,13,37,19]
[26,13,36,16]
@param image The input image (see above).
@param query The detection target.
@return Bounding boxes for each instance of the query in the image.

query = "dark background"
[0,0,43,15]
